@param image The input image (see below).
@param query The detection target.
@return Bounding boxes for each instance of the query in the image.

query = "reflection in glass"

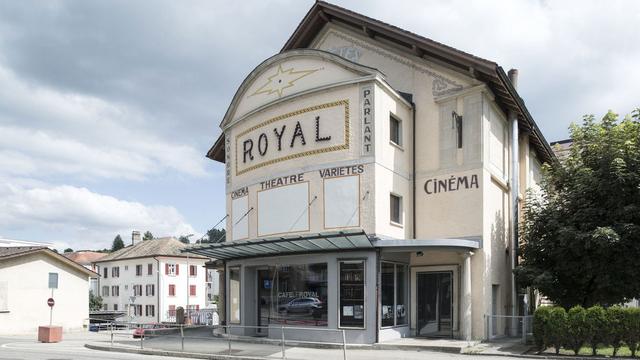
[229,267,241,324]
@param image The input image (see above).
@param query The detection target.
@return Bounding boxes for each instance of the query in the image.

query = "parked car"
[132,323,171,338]
[278,297,324,316]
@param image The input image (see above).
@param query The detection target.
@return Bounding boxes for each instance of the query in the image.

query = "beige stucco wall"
[0,253,90,335]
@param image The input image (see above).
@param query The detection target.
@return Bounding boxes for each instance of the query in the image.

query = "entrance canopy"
[183,230,373,261]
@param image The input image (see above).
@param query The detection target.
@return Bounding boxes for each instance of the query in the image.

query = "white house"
[188,1,553,343]
[0,246,97,335]
[94,232,208,324]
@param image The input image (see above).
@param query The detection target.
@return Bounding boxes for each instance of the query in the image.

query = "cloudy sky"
[0,0,638,251]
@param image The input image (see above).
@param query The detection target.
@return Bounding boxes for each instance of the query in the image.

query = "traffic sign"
[47,298,55,307]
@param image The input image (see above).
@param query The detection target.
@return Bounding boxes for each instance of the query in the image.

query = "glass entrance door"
[416,271,453,337]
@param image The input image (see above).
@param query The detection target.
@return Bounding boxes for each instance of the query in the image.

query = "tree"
[111,234,124,251]
[89,291,103,311]
[178,235,191,244]
[204,228,226,243]
[143,231,154,241]
[515,109,640,308]
[63,248,73,253]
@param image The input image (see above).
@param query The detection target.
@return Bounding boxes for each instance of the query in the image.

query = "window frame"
[389,113,402,147]
[168,284,176,297]
[389,193,403,226]
[229,266,241,324]
[380,261,409,329]
[338,259,366,330]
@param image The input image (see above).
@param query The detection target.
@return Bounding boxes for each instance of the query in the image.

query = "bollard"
[342,329,347,360]
[521,317,526,344]
[140,330,143,350]
[228,327,231,355]
[181,325,185,352]
[110,323,114,347]
[281,326,286,360]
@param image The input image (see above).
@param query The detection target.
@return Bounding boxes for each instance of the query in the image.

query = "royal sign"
[235,100,349,175]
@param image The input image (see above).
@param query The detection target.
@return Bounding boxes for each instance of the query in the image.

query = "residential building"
[188,1,553,342]
[93,231,207,323]
[0,246,97,335]
[64,251,106,295]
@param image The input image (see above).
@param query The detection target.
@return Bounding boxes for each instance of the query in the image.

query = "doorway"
[416,271,453,337]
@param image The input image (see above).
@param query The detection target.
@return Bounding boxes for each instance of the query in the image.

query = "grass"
[541,345,636,357]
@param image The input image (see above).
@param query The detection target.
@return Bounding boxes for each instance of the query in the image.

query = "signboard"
[360,84,374,156]
[235,100,349,175]
[47,298,55,307]
[48,272,58,289]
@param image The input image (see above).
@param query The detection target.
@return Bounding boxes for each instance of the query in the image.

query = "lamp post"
[183,234,194,323]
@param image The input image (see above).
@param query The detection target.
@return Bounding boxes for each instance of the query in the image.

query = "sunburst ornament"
[252,64,319,98]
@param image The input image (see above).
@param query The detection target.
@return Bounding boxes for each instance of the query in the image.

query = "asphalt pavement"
[0,331,524,360]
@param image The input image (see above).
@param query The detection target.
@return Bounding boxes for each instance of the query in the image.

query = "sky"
[0,0,638,251]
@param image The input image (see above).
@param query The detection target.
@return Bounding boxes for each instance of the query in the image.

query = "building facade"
[0,246,96,335]
[189,2,553,343]
[64,251,106,295]
[94,232,208,323]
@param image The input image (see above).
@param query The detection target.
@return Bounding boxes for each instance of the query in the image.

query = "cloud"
[0,64,208,180]
[0,182,199,250]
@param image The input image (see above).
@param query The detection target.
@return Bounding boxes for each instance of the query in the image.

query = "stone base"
[38,326,62,343]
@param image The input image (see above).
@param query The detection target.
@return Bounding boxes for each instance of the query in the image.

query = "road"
[0,332,522,360]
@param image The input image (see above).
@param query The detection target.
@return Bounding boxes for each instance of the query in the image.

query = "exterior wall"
[0,253,90,335]
[157,257,207,322]
[95,256,206,323]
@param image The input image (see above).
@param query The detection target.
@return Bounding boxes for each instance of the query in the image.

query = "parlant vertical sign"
[361,84,374,156]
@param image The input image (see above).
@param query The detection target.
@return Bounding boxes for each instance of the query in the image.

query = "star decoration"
[252,64,319,98]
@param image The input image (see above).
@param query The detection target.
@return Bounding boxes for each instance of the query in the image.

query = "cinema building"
[187,2,553,343]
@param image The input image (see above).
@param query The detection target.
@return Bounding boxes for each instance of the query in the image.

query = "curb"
[84,343,265,360]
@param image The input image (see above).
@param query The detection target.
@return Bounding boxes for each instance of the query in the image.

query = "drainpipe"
[154,256,161,323]
[508,68,519,335]
[411,101,416,239]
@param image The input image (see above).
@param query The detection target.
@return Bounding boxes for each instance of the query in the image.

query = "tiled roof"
[0,246,46,258]
[0,246,97,277]
[63,251,107,265]
[96,237,205,262]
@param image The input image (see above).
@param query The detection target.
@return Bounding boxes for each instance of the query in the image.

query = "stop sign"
[47,298,55,307]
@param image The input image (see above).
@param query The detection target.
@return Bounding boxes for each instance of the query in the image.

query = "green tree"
[111,234,124,252]
[143,231,154,241]
[89,291,103,311]
[203,228,226,243]
[63,248,73,253]
[515,109,640,308]
[178,235,191,244]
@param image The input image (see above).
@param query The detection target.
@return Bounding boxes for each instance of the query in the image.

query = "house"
[0,246,97,335]
[64,251,106,295]
[93,231,208,324]
[187,1,554,343]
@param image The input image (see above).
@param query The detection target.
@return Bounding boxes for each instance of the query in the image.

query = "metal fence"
[88,319,349,360]
[164,308,219,325]
[484,314,533,343]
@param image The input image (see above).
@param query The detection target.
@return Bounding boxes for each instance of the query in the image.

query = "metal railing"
[484,314,533,343]
[88,319,349,360]
[165,308,219,325]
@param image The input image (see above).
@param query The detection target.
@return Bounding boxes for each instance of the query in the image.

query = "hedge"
[533,305,640,356]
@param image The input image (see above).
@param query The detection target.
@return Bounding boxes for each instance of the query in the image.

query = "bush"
[566,306,587,355]
[622,307,640,357]
[607,306,626,356]
[547,307,568,354]
[533,306,552,352]
[585,305,608,355]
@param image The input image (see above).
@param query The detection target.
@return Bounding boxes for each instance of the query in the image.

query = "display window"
[258,263,328,327]
[339,260,365,329]
[381,262,408,327]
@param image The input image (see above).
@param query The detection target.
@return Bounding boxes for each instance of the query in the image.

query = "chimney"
[508,68,518,90]
[132,230,141,246]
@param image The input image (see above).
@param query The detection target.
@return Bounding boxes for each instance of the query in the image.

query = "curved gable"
[221,49,383,129]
